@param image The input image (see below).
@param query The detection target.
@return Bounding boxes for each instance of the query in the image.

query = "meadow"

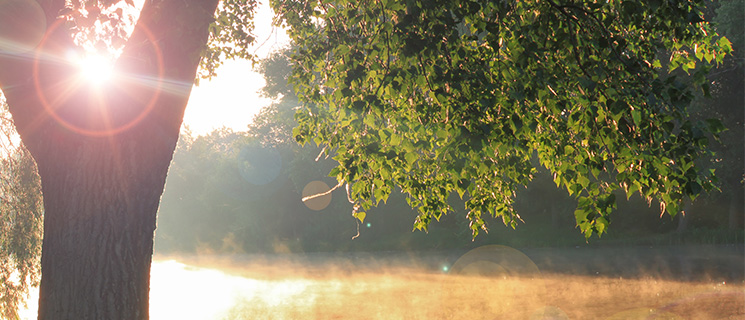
[146,244,744,320]
[207,269,741,319]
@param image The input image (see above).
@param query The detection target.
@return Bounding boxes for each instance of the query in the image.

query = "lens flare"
[0,0,46,53]
[32,19,165,137]
[449,245,542,278]
[302,180,332,211]
[445,245,545,319]
[73,53,115,85]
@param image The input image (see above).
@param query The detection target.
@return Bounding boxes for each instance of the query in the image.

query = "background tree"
[274,0,733,239]
[0,0,255,318]
[709,0,743,230]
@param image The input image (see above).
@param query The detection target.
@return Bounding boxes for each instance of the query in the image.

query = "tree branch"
[118,0,220,135]
[0,0,74,156]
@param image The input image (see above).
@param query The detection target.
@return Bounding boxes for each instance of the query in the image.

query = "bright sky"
[182,2,289,136]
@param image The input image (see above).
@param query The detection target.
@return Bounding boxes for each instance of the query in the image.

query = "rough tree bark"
[0,0,219,318]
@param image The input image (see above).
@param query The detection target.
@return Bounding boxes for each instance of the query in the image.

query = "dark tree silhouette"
[0,0,231,318]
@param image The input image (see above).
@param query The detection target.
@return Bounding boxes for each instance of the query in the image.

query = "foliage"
[683,0,745,228]
[0,98,43,320]
[273,0,733,239]
[256,48,297,99]
[249,48,300,146]
[714,0,744,59]
[199,0,259,79]
[59,0,140,53]
[155,45,742,257]
[158,49,415,254]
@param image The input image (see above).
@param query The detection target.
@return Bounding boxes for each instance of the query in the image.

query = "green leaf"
[718,37,733,53]
[389,133,401,146]
[404,152,418,165]
[631,109,641,127]
[564,145,575,155]
[329,167,342,179]
[595,216,609,235]
[577,175,590,189]
[354,211,367,223]
[682,60,696,72]
[705,119,726,134]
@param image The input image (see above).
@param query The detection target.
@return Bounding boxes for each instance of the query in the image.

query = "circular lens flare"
[33,19,164,137]
[302,181,332,211]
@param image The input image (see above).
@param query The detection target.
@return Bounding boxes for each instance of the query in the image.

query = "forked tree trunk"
[0,0,219,318]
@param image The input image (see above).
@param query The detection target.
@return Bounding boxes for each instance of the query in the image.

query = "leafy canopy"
[272,0,732,238]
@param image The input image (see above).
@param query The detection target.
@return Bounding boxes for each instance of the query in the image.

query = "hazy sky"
[182,2,290,136]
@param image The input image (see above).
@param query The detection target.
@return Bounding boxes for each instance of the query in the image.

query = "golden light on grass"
[606,308,683,319]
[143,249,744,320]
[149,260,238,320]
[209,266,742,320]
[149,260,314,320]
[148,260,313,320]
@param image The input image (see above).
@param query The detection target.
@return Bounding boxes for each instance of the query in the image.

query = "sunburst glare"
[70,52,116,85]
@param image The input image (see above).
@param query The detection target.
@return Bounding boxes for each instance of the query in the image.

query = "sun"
[70,53,116,85]
[78,54,115,83]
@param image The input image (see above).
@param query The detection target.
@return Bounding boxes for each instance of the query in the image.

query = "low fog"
[152,244,742,319]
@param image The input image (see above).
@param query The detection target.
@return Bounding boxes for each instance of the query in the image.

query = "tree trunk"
[0,0,220,318]
[35,131,174,319]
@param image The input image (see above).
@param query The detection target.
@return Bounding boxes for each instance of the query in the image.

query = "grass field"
[149,245,744,320]
[210,270,742,320]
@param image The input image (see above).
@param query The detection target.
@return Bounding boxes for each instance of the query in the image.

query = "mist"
[141,245,745,319]
[153,245,744,319]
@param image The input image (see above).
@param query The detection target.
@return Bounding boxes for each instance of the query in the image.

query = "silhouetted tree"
[0,0,254,318]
